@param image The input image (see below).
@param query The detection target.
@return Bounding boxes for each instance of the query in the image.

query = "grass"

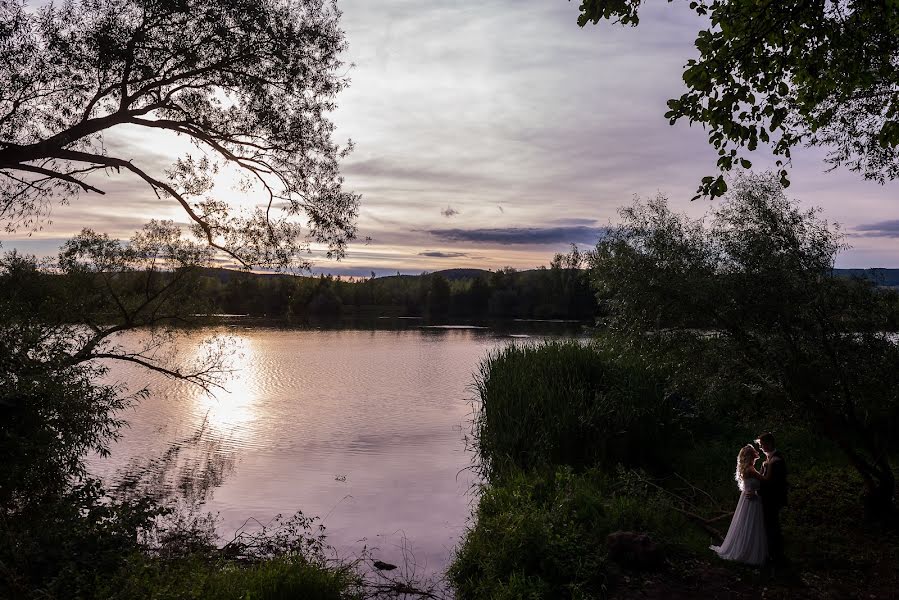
[101,554,363,600]
[449,466,705,600]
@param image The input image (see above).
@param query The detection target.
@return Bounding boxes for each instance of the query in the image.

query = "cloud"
[426,225,607,245]
[855,220,899,238]
[344,157,503,188]
[441,206,459,217]
[418,250,468,258]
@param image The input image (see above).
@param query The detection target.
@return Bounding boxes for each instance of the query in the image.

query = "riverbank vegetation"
[450,174,899,599]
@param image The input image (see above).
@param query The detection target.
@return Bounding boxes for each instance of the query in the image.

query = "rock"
[606,531,664,570]
[372,560,398,571]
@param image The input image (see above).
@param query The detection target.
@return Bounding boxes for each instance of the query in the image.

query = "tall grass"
[472,340,683,480]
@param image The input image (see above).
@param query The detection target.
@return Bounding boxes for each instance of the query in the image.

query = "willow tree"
[0,0,358,269]
[591,173,899,517]
[576,1,899,198]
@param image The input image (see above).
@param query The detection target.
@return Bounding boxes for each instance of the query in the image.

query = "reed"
[472,340,681,480]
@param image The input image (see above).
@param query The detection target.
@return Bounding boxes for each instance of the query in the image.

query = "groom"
[757,432,788,565]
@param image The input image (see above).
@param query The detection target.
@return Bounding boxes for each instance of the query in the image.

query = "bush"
[0,481,164,599]
[448,467,701,600]
[473,341,687,479]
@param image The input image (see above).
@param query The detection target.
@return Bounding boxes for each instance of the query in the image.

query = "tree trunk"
[862,459,896,522]
[816,409,895,520]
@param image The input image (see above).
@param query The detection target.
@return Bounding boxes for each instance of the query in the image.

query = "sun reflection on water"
[194,335,260,436]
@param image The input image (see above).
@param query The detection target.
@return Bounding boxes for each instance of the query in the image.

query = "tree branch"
[12,164,106,195]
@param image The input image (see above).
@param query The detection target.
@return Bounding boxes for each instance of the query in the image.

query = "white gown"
[710,477,768,565]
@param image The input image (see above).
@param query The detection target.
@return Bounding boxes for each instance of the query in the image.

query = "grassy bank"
[450,340,899,599]
[99,554,363,600]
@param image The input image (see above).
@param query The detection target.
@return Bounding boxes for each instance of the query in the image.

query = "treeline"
[197,261,596,321]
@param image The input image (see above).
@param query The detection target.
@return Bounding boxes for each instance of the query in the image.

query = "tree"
[576,1,899,198]
[0,222,231,509]
[551,244,591,317]
[0,0,359,269]
[590,172,899,516]
[425,273,451,318]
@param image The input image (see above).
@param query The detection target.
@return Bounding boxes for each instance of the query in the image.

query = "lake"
[88,323,585,574]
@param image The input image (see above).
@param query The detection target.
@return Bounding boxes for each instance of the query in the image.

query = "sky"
[3,0,898,275]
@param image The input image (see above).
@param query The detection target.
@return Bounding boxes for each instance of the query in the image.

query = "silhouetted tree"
[0,0,358,269]
[468,275,491,316]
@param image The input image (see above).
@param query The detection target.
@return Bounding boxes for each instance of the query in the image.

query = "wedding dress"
[710,477,768,565]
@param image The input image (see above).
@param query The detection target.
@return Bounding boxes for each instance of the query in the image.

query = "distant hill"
[834,268,899,287]
[431,268,492,280]
[196,267,284,283]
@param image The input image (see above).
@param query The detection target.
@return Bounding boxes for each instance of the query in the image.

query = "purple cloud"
[418,250,468,258]
[856,220,899,238]
[427,225,608,245]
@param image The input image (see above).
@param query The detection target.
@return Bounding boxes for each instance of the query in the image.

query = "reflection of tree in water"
[114,415,236,506]
[110,418,452,598]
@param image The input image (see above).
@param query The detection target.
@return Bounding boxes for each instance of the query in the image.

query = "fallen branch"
[670,506,727,542]
[627,470,731,542]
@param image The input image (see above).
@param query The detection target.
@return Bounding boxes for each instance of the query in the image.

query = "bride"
[710,444,769,565]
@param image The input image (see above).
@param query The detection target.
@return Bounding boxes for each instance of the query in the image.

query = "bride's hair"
[735,444,758,491]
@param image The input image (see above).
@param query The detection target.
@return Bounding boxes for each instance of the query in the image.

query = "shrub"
[448,467,700,600]
[0,481,164,599]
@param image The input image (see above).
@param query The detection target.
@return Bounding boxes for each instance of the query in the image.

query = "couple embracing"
[711,432,788,567]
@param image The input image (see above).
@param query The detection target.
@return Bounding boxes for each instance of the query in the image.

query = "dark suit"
[759,450,788,562]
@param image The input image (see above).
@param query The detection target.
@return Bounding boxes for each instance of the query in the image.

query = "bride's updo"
[735,444,758,491]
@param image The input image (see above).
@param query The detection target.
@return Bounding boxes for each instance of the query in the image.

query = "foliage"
[576,1,899,197]
[0,222,238,507]
[589,172,899,514]
[98,260,596,321]
[0,230,233,597]
[0,262,129,508]
[0,0,359,268]
[448,466,699,600]
[0,480,165,599]
[472,340,688,481]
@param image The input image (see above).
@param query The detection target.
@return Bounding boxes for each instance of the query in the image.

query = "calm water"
[88,325,582,573]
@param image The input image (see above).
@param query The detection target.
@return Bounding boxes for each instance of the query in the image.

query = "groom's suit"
[759,450,788,563]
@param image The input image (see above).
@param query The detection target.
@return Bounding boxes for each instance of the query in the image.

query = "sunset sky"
[3,0,897,275]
